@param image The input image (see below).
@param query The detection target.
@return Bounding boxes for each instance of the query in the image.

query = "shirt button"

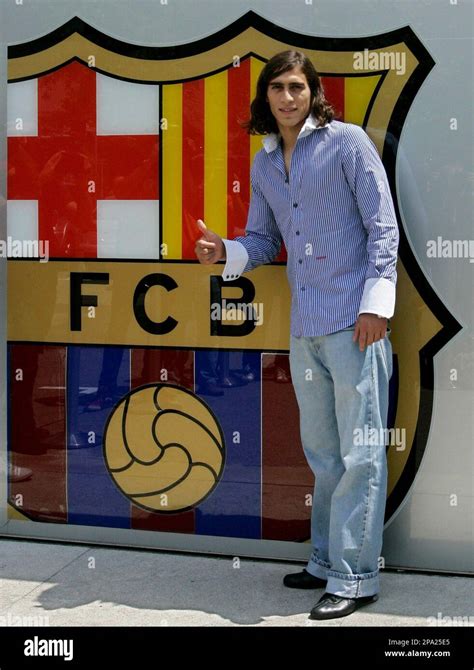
[285,177,289,183]
[298,259,302,264]
[293,203,298,208]
[295,231,300,235]
[301,286,305,291]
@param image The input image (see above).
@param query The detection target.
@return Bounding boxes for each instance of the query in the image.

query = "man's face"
[266,66,312,132]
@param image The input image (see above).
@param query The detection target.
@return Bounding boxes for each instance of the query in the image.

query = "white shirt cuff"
[221,238,249,281]
[358,277,396,318]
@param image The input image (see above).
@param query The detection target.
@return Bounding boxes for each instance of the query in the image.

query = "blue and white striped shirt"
[222,114,399,337]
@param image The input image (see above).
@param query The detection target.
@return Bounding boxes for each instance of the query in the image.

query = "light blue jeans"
[289,324,393,598]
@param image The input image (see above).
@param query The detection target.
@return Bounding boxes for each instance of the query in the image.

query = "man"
[195,50,399,620]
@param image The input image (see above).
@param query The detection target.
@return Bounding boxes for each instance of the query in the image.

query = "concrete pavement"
[0,538,472,627]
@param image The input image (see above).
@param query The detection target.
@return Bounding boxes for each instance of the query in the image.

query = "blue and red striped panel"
[7,343,311,541]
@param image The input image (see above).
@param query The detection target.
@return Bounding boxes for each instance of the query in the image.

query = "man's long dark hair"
[241,50,334,135]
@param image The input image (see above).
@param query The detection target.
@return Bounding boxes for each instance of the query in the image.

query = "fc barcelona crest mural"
[6,12,460,540]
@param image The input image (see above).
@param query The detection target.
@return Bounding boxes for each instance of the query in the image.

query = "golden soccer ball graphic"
[103,383,225,513]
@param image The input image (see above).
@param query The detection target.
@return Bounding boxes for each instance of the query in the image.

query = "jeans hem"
[306,557,380,597]
[306,556,331,580]
[325,574,380,598]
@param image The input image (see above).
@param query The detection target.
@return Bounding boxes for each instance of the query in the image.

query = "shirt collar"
[262,113,329,153]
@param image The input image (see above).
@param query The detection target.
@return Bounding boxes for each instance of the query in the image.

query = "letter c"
[133,273,178,335]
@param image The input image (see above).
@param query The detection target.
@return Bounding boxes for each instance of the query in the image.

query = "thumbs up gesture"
[195,219,225,265]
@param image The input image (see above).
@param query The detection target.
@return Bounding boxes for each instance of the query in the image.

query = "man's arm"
[341,123,400,348]
[196,161,283,280]
[222,162,283,280]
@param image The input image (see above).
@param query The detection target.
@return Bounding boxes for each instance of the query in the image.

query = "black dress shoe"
[309,592,378,620]
[283,569,327,589]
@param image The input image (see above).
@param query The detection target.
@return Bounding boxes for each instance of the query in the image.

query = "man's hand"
[353,313,387,352]
[195,219,225,265]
